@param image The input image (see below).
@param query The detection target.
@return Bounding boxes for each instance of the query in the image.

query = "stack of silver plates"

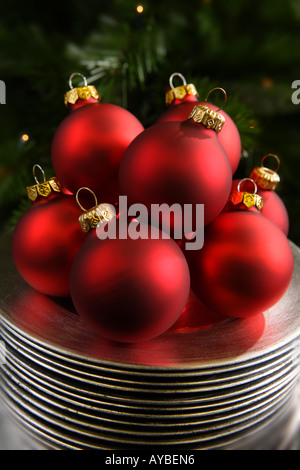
[0,233,300,450]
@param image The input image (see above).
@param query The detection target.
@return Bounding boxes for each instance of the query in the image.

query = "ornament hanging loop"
[166,73,198,106]
[205,87,227,111]
[261,153,280,173]
[65,74,99,107]
[230,178,263,211]
[69,72,88,90]
[237,178,258,194]
[27,164,62,202]
[76,187,116,233]
[250,154,281,191]
[76,187,98,212]
[32,164,46,185]
[169,73,187,89]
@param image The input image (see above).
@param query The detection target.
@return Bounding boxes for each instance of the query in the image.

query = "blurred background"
[0,0,299,244]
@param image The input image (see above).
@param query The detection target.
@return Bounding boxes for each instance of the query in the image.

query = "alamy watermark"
[95,196,204,251]
[0,80,5,104]
[291,80,300,105]
[0,340,6,365]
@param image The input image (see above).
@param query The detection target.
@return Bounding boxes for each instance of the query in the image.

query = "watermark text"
[0,80,5,104]
[291,80,300,104]
[96,196,204,251]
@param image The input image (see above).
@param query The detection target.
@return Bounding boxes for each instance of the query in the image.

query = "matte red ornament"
[231,180,289,236]
[119,103,232,233]
[12,165,86,297]
[198,98,241,176]
[51,73,144,203]
[70,190,190,343]
[185,179,294,319]
[156,72,200,123]
[249,153,289,235]
[156,75,241,175]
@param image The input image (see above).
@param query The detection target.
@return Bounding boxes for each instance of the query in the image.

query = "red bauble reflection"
[70,227,190,343]
[10,288,77,338]
[119,119,232,231]
[51,102,144,202]
[185,210,294,319]
[169,289,228,332]
[12,194,86,297]
[231,179,289,236]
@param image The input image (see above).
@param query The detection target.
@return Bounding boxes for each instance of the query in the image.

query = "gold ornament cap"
[249,154,280,190]
[165,73,199,105]
[188,87,227,133]
[64,73,100,107]
[229,178,263,211]
[26,164,62,202]
[189,104,225,133]
[76,187,116,233]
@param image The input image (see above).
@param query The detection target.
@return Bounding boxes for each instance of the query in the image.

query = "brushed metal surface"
[0,366,296,435]
[2,328,298,393]
[0,232,300,450]
[2,323,298,382]
[1,362,296,425]
[0,385,295,450]
[3,351,298,413]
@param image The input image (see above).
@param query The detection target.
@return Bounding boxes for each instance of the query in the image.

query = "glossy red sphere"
[186,210,294,318]
[70,228,191,343]
[12,195,86,297]
[156,100,241,175]
[119,119,232,231]
[51,103,144,202]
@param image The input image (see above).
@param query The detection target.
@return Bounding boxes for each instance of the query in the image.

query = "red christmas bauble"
[231,178,289,236]
[155,74,199,124]
[257,190,289,236]
[157,94,199,120]
[198,101,241,175]
[70,223,191,343]
[156,79,241,175]
[12,190,85,297]
[119,106,232,232]
[185,196,294,319]
[51,79,144,202]
[248,154,289,235]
